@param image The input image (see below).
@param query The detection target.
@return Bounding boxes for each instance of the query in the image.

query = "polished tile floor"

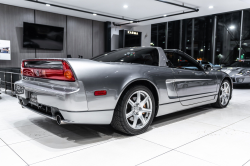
[0,86,250,166]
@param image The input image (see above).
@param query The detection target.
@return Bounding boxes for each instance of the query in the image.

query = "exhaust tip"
[56,115,62,125]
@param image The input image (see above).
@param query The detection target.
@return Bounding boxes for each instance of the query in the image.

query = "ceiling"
[0,0,250,26]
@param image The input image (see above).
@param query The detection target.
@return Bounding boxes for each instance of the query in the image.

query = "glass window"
[241,10,250,60]
[216,11,241,65]
[168,21,180,49]
[194,16,213,62]
[165,52,200,70]
[151,24,158,46]
[158,23,166,49]
[92,48,159,66]
[181,19,192,56]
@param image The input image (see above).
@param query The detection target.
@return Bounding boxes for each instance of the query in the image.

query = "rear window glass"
[92,48,159,66]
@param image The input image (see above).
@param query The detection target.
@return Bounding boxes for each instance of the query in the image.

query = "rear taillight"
[21,61,24,75]
[21,60,75,82]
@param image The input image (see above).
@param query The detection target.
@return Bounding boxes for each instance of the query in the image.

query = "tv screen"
[23,22,64,50]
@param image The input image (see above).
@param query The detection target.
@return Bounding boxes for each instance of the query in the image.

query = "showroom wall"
[0,4,105,67]
[150,9,250,65]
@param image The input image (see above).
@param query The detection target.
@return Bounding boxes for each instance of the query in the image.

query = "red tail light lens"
[21,60,75,82]
[94,90,107,96]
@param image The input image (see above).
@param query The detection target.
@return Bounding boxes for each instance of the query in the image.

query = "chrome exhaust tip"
[56,115,62,125]
[56,115,67,125]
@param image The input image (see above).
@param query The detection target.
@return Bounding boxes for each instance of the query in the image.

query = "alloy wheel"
[220,82,230,106]
[125,90,153,130]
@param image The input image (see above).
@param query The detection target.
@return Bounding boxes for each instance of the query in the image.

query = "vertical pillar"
[239,10,244,59]
[104,22,111,52]
[191,19,194,57]
[182,20,187,52]
[165,22,168,49]
[156,24,159,46]
[212,16,217,64]
[179,20,183,50]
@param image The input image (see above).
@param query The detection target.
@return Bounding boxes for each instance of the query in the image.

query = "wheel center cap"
[134,106,140,113]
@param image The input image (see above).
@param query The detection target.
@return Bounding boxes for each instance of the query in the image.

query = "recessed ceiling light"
[123,5,128,8]
[46,4,51,7]
[130,21,133,23]
[209,6,213,9]
[93,13,97,16]
[163,14,167,17]
[229,25,235,30]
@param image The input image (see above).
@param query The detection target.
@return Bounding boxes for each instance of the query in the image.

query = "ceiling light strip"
[113,10,197,26]
[115,0,199,26]
[140,10,197,22]
[25,0,132,21]
[155,0,198,11]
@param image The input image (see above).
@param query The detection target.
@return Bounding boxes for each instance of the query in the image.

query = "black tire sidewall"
[121,85,155,135]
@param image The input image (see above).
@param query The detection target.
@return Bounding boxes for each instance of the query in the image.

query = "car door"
[166,51,217,106]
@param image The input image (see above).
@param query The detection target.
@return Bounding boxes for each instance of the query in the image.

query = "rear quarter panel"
[67,59,174,111]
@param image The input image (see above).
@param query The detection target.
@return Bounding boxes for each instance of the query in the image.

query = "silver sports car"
[15,47,232,135]
[221,60,250,85]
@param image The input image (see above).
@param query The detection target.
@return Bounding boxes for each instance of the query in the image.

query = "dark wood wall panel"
[0,4,35,67]
[0,4,105,67]
[35,11,67,58]
[67,16,93,59]
[93,21,105,57]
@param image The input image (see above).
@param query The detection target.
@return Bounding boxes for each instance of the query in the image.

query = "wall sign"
[127,31,139,35]
[0,40,11,60]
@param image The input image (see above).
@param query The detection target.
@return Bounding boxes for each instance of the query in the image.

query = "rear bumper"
[19,102,113,124]
[15,80,88,112]
[15,79,114,125]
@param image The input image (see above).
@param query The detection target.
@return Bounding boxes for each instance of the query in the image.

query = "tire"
[212,79,231,108]
[111,85,155,135]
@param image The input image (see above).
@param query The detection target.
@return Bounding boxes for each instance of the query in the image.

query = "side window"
[165,52,200,71]
[128,48,159,66]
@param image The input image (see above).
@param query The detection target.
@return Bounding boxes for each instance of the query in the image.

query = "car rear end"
[15,59,112,125]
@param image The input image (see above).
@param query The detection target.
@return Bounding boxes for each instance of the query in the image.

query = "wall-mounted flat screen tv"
[23,22,64,50]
